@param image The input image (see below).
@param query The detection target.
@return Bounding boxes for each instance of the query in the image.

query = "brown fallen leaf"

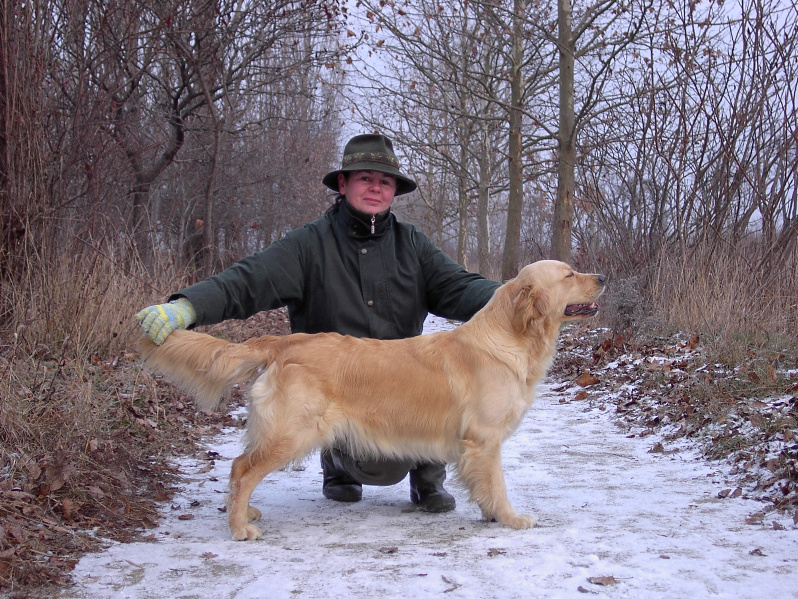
[60,498,80,518]
[7,524,26,542]
[21,454,42,480]
[177,514,194,521]
[767,365,777,381]
[576,371,600,387]
[379,546,398,554]
[0,548,16,559]
[688,333,700,349]
[4,490,36,501]
[587,576,618,586]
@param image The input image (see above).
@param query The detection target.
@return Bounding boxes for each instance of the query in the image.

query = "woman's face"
[338,170,397,215]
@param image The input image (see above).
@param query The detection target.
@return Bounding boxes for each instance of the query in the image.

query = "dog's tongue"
[565,302,599,316]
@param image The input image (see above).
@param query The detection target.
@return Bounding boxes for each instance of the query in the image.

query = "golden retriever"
[138,260,605,540]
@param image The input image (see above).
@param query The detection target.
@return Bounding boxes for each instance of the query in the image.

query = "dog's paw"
[247,506,262,522]
[231,523,263,541]
[502,513,537,529]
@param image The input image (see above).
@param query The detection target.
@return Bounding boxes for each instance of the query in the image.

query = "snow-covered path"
[61,318,798,599]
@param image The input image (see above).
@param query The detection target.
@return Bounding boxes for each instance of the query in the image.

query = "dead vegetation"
[550,326,798,526]
[0,306,289,597]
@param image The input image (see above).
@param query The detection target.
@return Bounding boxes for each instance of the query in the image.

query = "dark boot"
[409,462,456,513]
[321,449,362,502]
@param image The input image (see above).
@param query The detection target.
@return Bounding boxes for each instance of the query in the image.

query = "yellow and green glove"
[135,297,197,345]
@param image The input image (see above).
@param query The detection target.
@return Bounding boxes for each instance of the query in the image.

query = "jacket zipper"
[370,215,375,235]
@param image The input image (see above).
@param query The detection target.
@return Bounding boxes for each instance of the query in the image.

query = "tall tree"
[0,1,53,280]
[548,0,651,263]
[550,0,575,263]
[567,0,797,281]
[501,0,527,279]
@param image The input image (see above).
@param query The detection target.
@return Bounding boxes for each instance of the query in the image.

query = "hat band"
[342,152,400,170]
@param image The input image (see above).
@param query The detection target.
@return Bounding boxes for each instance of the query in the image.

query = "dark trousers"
[322,447,447,487]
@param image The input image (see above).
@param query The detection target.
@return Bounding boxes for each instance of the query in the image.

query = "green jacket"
[174,200,500,340]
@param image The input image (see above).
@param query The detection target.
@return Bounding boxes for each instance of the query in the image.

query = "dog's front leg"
[458,437,537,529]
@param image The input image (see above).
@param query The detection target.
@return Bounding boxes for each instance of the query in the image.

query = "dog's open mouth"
[564,302,599,317]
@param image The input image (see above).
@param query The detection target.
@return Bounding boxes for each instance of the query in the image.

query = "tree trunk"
[477,129,491,276]
[125,109,186,262]
[501,0,525,281]
[0,1,11,275]
[200,125,221,277]
[456,136,469,267]
[551,0,575,264]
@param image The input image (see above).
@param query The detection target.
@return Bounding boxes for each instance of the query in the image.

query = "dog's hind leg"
[227,451,270,540]
[226,370,334,540]
[227,410,332,538]
[458,437,537,529]
[227,441,305,540]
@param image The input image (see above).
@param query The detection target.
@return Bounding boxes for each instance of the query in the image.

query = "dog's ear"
[511,285,550,333]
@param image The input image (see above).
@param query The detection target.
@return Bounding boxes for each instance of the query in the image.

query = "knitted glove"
[135,297,197,345]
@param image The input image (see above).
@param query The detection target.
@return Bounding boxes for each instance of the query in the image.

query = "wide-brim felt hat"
[323,134,417,196]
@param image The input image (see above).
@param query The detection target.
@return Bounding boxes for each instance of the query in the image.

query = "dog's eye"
[565,272,575,278]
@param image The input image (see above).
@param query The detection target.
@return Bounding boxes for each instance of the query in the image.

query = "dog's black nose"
[597,274,606,285]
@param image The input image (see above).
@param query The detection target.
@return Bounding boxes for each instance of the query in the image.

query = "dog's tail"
[137,330,274,411]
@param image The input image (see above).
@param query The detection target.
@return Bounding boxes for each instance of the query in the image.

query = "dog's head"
[509,260,606,334]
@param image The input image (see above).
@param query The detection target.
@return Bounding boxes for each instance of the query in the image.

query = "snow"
[60,317,798,599]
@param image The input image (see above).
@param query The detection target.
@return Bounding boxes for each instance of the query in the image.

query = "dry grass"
[647,242,797,367]
[0,244,205,593]
[0,238,292,595]
[3,242,184,360]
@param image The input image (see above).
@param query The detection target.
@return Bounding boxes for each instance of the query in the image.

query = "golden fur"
[139,260,605,540]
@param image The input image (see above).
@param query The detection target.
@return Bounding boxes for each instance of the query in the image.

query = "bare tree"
[500,0,527,280]
[578,0,797,280]
[344,2,502,268]
[61,0,345,265]
[341,0,650,275]
[549,0,651,264]
[345,0,553,277]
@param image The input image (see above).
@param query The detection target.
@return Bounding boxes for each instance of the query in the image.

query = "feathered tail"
[137,330,274,411]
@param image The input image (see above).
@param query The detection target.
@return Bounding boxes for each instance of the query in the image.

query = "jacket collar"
[337,198,392,238]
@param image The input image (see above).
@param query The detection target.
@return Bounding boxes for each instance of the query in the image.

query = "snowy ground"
[60,317,798,599]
